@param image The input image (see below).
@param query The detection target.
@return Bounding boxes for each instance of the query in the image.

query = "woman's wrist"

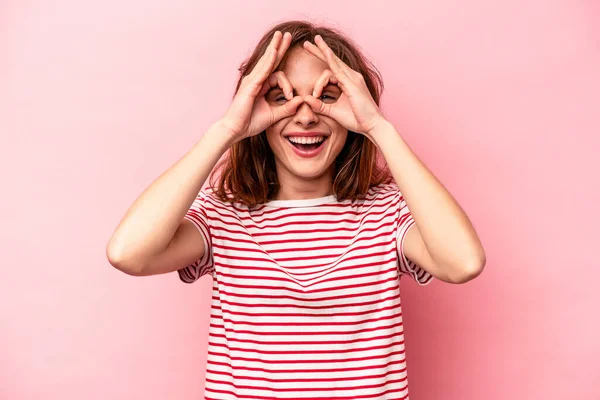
[215,118,245,146]
[207,119,240,147]
[190,120,237,159]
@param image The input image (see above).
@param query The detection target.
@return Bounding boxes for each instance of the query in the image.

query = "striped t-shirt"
[178,182,433,399]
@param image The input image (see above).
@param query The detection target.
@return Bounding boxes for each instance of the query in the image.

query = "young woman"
[107,20,485,400]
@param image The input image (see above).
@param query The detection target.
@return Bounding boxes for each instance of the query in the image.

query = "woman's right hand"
[220,31,304,143]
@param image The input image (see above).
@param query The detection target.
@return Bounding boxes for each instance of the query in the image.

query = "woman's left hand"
[302,35,387,139]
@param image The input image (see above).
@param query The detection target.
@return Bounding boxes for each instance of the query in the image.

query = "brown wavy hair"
[210,20,391,207]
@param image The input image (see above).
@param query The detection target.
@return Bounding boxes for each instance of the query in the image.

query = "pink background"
[2,1,599,399]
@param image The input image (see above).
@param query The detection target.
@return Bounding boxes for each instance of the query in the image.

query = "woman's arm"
[299,36,485,284]
[372,119,486,284]
[106,31,303,277]
[105,120,233,276]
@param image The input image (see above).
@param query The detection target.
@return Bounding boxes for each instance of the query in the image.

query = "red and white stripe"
[178,183,432,399]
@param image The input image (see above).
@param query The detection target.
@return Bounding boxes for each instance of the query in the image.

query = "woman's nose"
[293,101,319,126]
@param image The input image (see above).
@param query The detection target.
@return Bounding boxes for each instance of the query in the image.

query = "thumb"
[271,96,304,121]
[303,95,333,118]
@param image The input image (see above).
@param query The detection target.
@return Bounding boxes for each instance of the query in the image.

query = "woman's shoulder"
[198,186,233,202]
[341,182,401,210]
[364,181,401,199]
[198,187,253,213]
[197,183,402,209]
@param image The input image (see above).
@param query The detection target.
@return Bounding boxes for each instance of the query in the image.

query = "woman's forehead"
[280,47,328,86]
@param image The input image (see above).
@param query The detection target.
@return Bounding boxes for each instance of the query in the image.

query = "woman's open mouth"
[285,135,329,158]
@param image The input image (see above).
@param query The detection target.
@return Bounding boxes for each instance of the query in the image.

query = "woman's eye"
[319,94,337,102]
[274,95,287,102]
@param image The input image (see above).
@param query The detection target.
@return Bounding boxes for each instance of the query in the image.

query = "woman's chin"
[288,164,332,180]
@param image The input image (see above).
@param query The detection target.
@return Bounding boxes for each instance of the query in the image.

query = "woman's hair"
[210,20,391,207]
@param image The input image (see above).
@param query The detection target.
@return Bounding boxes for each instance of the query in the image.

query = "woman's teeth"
[287,136,325,144]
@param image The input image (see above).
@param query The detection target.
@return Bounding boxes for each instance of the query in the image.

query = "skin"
[264,46,348,201]
[106,30,485,285]
[302,35,486,283]
[263,33,486,283]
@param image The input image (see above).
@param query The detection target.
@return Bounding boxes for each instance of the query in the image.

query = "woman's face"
[265,46,348,186]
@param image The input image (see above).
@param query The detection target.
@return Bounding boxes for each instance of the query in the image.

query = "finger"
[314,35,356,79]
[249,31,282,81]
[257,76,271,98]
[271,95,304,121]
[312,69,336,98]
[260,31,284,74]
[249,33,277,77]
[303,95,332,118]
[302,40,327,64]
[246,48,278,97]
[310,35,354,91]
[253,44,280,86]
[265,71,294,100]
[272,31,292,72]
[322,46,354,91]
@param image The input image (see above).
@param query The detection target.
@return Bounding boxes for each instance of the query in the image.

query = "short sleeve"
[177,191,215,283]
[394,186,434,286]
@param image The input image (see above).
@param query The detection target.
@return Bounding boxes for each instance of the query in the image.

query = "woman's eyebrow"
[323,83,340,90]
[265,83,339,97]
[266,86,285,96]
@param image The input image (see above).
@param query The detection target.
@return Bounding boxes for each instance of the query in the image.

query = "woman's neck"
[273,169,333,201]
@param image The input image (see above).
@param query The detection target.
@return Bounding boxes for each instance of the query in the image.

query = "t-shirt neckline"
[264,194,337,208]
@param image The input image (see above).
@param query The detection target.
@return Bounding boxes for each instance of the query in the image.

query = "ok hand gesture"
[221,31,304,143]
[302,35,387,139]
